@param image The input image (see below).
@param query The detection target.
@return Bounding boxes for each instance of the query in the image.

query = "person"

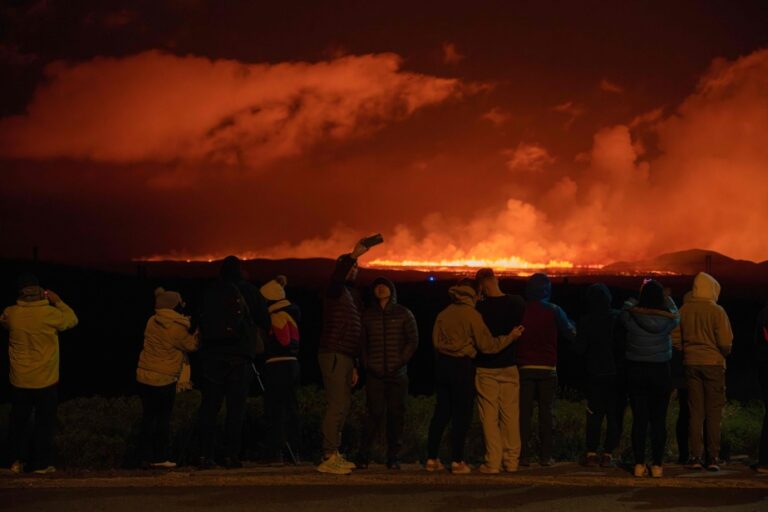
[516,273,576,467]
[676,272,733,471]
[259,275,302,465]
[473,268,526,474]
[573,283,624,467]
[357,277,419,470]
[671,292,697,465]
[1,274,78,474]
[755,302,768,473]
[622,279,679,478]
[426,281,524,474]
[316,241,372,475]
[136,287,198,469]
[197,256,270,469]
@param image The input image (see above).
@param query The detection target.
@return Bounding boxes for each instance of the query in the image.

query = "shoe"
[10,461,24,474]
[503,464,519,473]
[386,459,401,471]
[197,457,217,470]
[317,453,351,475]
[540,458,556,467]
[651,465,663,478]
[633,464,649,477]
[706,458,722,472]
[518,458,530,467]
[600,454,614,468]
[584,452,599,467]
[222,457,243,469]
[753,465,768,474]
[425,458,445,472]
[685,457,704,470]
[336,452,356,470]
[451,461,472,474]
[33,466,56,475]
[150,460,177,469]
[478,464,500,474]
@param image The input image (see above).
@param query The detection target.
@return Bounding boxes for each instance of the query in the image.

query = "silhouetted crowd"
[3,239,768,477]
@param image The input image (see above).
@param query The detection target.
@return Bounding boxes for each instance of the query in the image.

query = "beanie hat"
[155,287,183,310]
[260,279,286,302]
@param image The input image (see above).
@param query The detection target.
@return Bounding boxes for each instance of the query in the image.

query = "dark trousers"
[361,371,408,461]
[759,363,768,466]
[676,388,691,463]
[263,359,301,457]
[519,368,557,461]
[8,384,58,469]
[137,382,176,463]
[585,375,620,453]
[197,357,253,461]
[627,362,671,466]
[614,375,629,447]
[427,354,475,463]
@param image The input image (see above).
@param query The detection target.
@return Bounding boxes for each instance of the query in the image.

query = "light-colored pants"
[686,365,726,460]
[318,352,355,455]
[475,365,521,470]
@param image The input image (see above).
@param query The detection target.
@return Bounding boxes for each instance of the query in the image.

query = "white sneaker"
[451,461,472,474]
[33,466,56,475]
[425,458,445,472]
[633,464,648,477]
[335,452,356,470]
[10,461,23,474]
[316,454,351,475]
[150,461,177,469]
[651,465,663,478]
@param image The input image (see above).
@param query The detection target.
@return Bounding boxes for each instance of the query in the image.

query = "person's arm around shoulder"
[44,290,78,331]
[553,305,577,342]
[471,311,524,354]
[173,322,199,352]
[401,307,419,363]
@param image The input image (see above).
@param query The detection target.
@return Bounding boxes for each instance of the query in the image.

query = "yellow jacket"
[678,273,733,367]
[1,299,78,389]
[137,309,199,387]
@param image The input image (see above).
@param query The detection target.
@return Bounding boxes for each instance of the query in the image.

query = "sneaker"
[451,461,472,474]
[478,463,500,474]
[540,458,556,467]
[650,465,663,478]
[317,454,351,475]
[425,458,445,472]
[33,466,56,475]
[386,459,401,471]
[336,453,356,470]
[754,465,768,474]
[685,457,704,470]
[584,452,599,467]
[633,464,649,477]
[600,454,614,468]
[197,457,217,470]
[706,458,721,472]
[150,461,177,469]
[9,461,23,474]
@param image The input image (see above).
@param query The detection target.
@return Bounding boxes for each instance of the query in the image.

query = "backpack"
[200,280,264,356]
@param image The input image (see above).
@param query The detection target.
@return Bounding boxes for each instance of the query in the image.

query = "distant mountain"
[604,249,768,279]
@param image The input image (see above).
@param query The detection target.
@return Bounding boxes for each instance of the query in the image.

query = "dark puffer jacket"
[319,254,364,358]
[362,277,419,377]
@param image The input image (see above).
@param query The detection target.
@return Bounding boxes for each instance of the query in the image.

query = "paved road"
[2,463,767,512]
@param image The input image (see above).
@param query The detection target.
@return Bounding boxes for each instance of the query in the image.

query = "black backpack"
[200,280,264,355]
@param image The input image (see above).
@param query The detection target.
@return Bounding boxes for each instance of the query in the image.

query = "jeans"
[685,365,726,460]
[360,371,408,461]
[519,368,557,461]
[8,384,58,469]
[318,352,355,455]
[197,357,253,461]
[138,382,176,463]
[627,361,671,466]
[585,375,620,453]
[263,359,301,458]
[427,354,476,463]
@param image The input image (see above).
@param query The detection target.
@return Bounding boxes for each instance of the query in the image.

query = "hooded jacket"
[362,277,419,377]
[516,273,577,369]
[574,284,624,378]
[755,303,768,364]
[1,293,78,389]
[137,309,199,387]
[432,285,514,359]
[677,272,733,367]
[622,296,679,363]
[319,254,363,358]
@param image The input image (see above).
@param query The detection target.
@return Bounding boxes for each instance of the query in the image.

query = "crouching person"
[1,274,78,474]
[136,287,199,469]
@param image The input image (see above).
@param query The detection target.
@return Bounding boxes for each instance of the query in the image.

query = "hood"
[629,307,677,333]
[691,272,721,302]
[18,285,46,302]
[526,273,551,301]
[585,283,612,314]
[153,308,191,329]
[448,284,477,307]
[372,276,397,306]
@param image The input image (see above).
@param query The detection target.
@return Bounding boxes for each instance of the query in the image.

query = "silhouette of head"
[16,272,39,291]
[220,255,243,282]
[639,279,666,310]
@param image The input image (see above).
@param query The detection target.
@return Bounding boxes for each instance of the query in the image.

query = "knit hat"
[155,287,183,310]
[260,279,286,302]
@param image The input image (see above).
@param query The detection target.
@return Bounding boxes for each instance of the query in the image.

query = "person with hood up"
[259,275,302,465]
[573,283,625,468]
[622,279,679,478]
[676,272,733,471]
[426,282,525,474]
[1,273,78,474]
[136,287,198,469]
[356,277,419,470]
[516,273,577,467]
[755,302,768,473]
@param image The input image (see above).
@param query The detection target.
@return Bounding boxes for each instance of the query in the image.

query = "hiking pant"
[627,361,671,466]
[8,384,58,469]
[585,375,620,454]
[318,352,355,455]
[263,359,301,458]
[138,382,176,463]
[197,357,253,461]
[360,371,408,461]
[519,368,557,461]
[759,362,768,466]
[427,354,475,463]
[475,365,520,470]
[686,365,726,460]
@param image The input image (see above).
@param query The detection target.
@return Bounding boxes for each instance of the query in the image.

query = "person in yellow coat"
[1,273,78,474]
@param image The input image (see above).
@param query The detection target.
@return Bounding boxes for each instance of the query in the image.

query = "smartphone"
[361,233,384,248]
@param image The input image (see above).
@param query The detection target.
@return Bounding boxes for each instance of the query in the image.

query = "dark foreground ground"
[2,462,767,512]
